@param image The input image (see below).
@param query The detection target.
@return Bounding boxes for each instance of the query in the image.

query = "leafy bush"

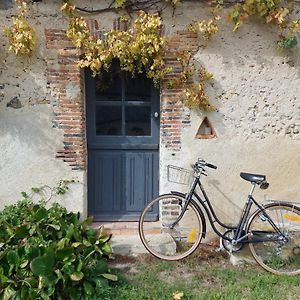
[0,198,117,300]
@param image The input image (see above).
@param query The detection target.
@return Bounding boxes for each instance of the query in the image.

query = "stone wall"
[0,0,299,229]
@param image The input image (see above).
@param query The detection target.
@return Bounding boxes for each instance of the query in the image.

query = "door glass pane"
[96,106,122,135]
[125,106,151,136]
[95,63,122,101]
[125,73,151,102]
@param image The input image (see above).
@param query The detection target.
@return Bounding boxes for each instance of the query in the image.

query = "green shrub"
[0,198,117,300]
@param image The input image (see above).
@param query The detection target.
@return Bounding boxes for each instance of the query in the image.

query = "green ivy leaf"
[101,243,112,256]
[31,187,41,193]
[3,286,16,300]
[81,216,93,226]
[12,290,22,300]
[7,250,20,266]
[20,260,29,268]
[57,237,68,249]
[71,242,82,248]
[68,288,81,300]
[47,224,61,231]
[93,277,109,291]
[101,273,118,281]
[70,272,84,281]
[85,228,97,240]
[94,260,108,275]
[56,247,73,261]
[83,239,92,247]
[21,192,29,199]
[25,245,40,261]
[30,255,54,276]
[34,207,48,221]
[114,0,126,8]
[0,273,10,284]
[98,235,111,244]
[83,281,94,296]
[15,225,29,238]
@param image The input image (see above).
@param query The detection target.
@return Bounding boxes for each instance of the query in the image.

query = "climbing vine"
[62,1,170,86]
[115,0,300,49]
[2,0,299,111]
[61,0,214,111]
[188,17,220,41]
[226,0,300,48]
[168,51,215,111]
[3,0,36,55]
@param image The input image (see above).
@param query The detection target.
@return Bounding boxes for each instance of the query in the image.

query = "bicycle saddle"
[240,172,265,184]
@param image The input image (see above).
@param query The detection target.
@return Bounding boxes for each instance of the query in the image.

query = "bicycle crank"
[222,229,244,252]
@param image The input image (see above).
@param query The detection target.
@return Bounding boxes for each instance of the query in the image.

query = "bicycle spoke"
[139,194,203,260]
[248,204,300,275]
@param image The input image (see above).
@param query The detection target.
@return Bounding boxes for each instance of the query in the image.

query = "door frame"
[85,68,160,221]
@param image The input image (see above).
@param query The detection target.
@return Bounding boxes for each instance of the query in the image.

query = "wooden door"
[86,64,159,221]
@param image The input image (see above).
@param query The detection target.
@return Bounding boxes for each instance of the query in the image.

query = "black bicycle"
[139,158,300,275]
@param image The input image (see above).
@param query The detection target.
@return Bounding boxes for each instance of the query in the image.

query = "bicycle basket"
[167,165,193,185]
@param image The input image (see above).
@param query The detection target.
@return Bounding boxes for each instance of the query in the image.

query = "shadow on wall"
[208,179,243,219]
[0,105,61,161]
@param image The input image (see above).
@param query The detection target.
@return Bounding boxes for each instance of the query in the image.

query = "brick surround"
[161,31,199,150]
[45,29,86,170]
[45,27,199,167]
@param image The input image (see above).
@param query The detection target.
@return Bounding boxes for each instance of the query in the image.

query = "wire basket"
[167,165,193,185]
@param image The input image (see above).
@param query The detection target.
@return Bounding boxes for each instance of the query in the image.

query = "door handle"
[153,112,159,118]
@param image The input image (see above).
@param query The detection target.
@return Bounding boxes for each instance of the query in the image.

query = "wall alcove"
[195,116,216,139]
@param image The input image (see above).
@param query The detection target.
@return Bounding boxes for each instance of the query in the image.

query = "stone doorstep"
[92,222,256,264]
[92,222,173,256]
[92,222,162,236]
[92,222,140,236]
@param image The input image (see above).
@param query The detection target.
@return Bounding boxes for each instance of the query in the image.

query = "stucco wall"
[0,0,299,226]
[0,0,86,214]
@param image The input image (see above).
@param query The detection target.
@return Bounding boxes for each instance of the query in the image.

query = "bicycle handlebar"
[195,159,217,171]
[206,163,217,169]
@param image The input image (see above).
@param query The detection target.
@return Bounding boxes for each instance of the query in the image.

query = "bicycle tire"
[139,194,205,260]
[247,202,300,275]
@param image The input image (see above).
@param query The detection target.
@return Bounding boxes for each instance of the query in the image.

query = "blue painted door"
[86,64,159,221]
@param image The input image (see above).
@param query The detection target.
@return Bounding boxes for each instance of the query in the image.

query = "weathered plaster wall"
[0,0,86,214]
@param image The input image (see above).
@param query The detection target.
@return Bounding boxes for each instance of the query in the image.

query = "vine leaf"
[30,254,55,276]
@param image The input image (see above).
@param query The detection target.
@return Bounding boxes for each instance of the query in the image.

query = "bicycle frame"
[172,174,285,244]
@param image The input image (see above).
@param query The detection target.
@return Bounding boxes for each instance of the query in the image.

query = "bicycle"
[138,158,300,275]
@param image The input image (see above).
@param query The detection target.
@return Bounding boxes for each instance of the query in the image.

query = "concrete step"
[93,222,148,255]
[110,234,148,255]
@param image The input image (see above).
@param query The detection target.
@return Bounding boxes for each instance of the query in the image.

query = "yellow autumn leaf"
[173,291,184,300]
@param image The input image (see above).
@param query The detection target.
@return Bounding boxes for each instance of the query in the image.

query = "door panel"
[88,151,123,215]
[125,152,158,212]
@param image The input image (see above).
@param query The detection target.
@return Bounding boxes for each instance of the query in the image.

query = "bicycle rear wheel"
[139,194,204,260]
[247,203,300,275]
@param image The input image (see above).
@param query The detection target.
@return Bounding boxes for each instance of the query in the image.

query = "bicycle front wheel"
[139,194,204,260]
[247,203,300,275]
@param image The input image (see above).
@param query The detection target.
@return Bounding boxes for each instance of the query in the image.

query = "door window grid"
[95,70,152,137]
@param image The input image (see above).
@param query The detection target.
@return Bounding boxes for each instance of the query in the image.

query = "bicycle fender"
[171,191,207,239]
[170,191,186,198]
